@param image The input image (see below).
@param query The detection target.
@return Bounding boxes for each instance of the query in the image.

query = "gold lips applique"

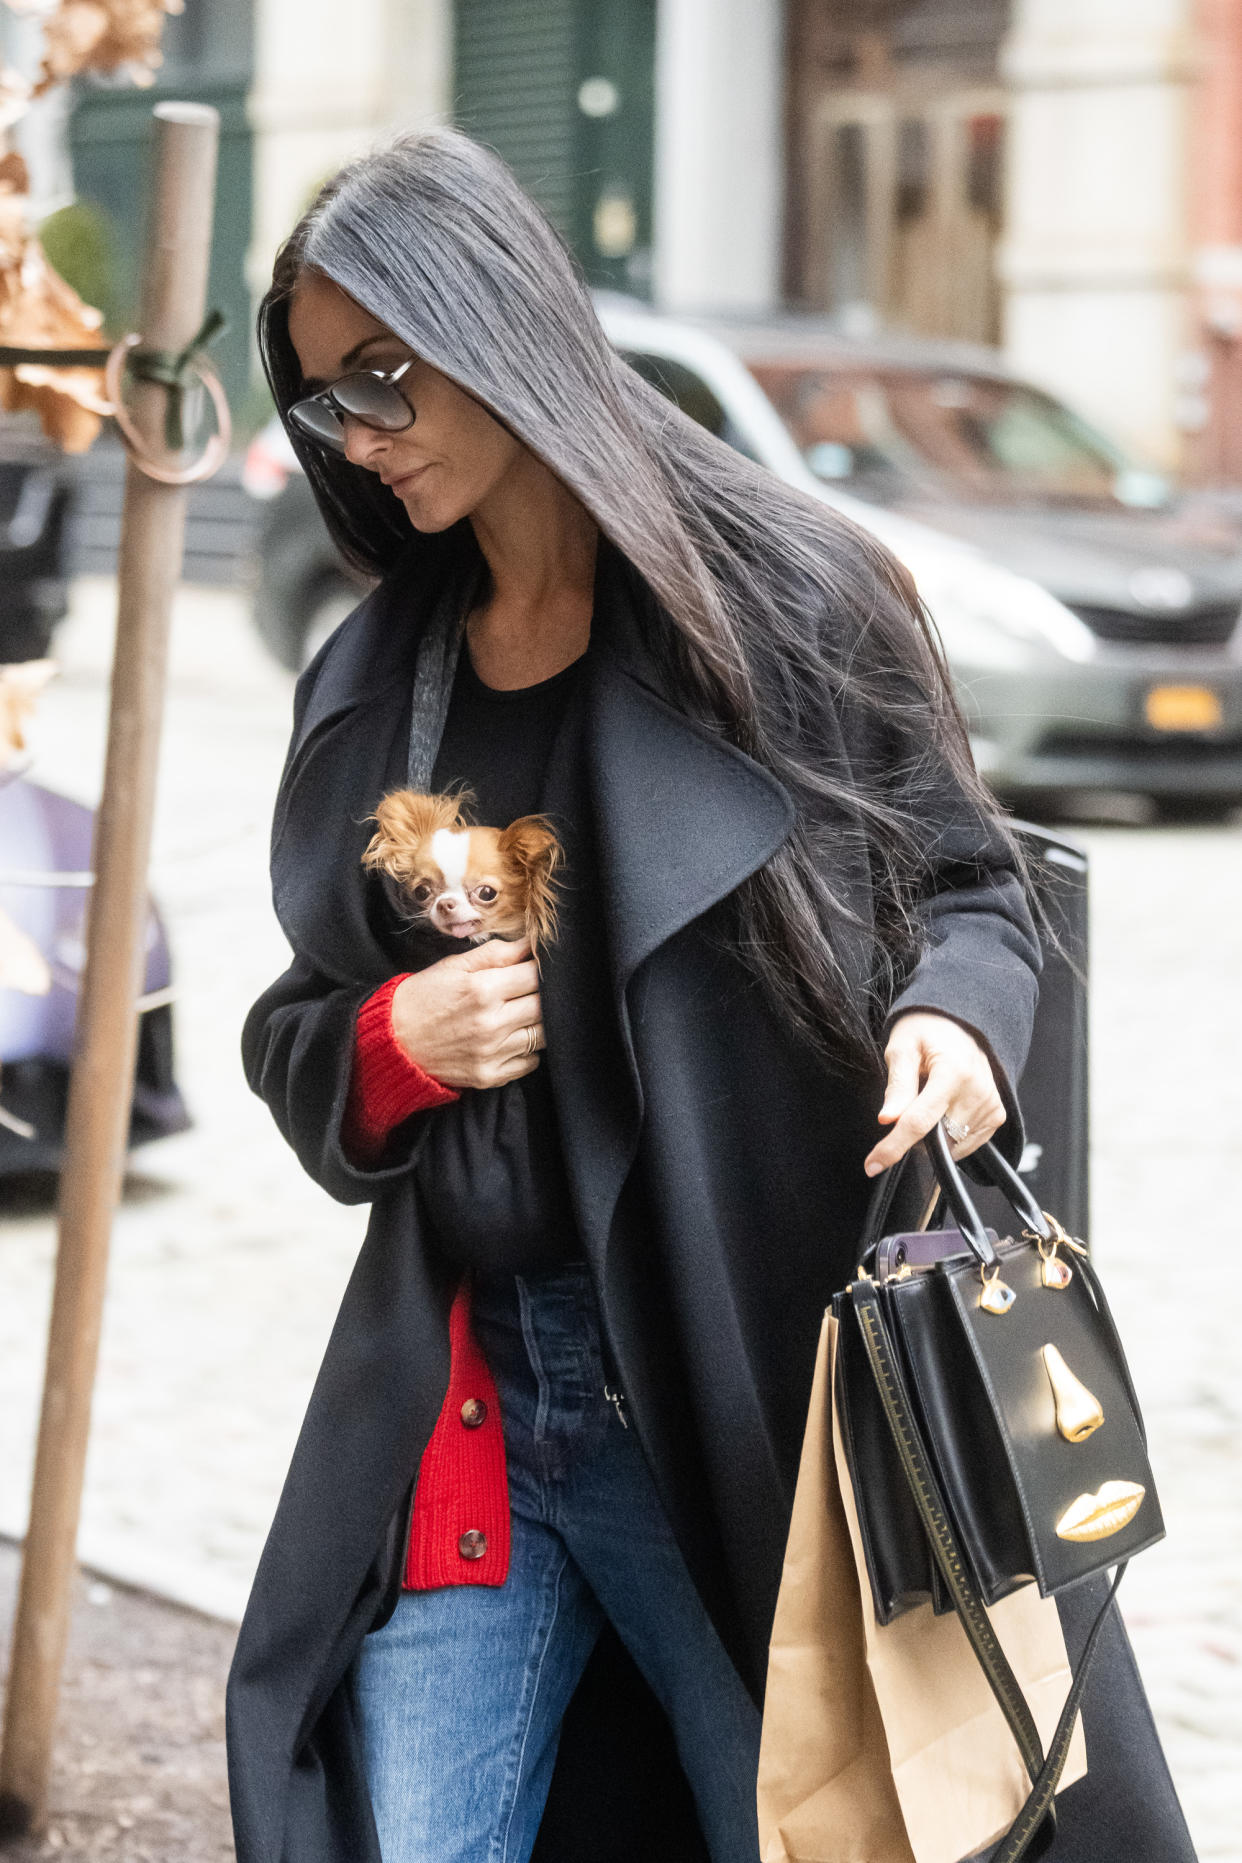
[1055,1480,1146,1543]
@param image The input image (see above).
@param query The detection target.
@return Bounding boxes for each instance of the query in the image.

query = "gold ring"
[524,1025,539,1056]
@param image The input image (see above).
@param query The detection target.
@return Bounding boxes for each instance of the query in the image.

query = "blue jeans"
[350,1263,762,1863]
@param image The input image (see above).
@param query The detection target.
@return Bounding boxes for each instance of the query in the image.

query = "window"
[749,362,1155,507]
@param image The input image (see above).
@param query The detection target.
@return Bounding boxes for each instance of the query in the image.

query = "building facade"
[781,0,1206,472]
[783,1,1008,343]
[46,0,1242,477]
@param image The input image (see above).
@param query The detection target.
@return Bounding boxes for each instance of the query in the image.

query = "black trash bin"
[978,821,1090,1241]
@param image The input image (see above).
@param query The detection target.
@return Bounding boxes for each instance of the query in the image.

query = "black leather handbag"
[833,1126,1164,1862]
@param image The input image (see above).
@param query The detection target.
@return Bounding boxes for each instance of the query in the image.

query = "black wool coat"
[227,535,1049,1862]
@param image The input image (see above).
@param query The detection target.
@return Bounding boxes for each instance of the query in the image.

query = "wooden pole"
[0,102,220,1841]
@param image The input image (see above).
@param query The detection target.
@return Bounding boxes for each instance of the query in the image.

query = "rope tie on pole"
[105,308,231,484]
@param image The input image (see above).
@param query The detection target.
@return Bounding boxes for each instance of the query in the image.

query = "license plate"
[1144,684,1223,732]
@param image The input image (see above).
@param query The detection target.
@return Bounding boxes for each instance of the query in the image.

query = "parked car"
[243,302,1242,814]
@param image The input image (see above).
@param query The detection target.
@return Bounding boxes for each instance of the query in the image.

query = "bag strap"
[989,1563,1124,1863]
[852,1283,1124,1861]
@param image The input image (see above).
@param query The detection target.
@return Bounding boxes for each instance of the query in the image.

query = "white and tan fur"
[363,789,562,951]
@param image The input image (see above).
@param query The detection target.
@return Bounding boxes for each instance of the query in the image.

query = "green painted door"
[453,0,656,297]
[67,0,253,408]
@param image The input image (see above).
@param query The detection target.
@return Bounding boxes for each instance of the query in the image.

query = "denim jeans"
[349,1262,762,1863]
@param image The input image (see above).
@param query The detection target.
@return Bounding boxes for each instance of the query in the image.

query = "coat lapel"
[584,540,795,993]
[541,548,795,1267]
[585,656,794,992]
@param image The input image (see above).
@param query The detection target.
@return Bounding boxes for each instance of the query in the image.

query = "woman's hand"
[390,938,544,1091]
[864,1011,1005,1176]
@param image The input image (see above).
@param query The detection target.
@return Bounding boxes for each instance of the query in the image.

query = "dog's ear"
[362,789,466,879]
[498,815,562,951]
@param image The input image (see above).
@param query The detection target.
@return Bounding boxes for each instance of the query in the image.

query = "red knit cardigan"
[343,975,511,1590]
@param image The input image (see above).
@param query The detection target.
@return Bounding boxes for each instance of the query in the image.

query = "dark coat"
[228,537,1187,1863]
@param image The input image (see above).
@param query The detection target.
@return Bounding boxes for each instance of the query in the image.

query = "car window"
[620,351,761,462]
[747,362,1164,508]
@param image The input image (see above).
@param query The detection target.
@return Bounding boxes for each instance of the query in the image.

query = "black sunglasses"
[288,357,416,453]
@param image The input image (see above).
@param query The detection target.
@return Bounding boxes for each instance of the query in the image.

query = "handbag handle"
[859,1126,1057,1275]
[925,1125,1058,1255]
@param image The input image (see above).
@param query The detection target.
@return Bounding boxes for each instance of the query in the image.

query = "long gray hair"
[259,128,1015,1071]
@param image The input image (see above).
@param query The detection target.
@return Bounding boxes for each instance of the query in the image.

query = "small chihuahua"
[363,790,562,951]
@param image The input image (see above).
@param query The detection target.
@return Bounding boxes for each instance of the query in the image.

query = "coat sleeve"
[240,951,448,1205]
[880,809,1042,1163]
[829,613,1043,1163]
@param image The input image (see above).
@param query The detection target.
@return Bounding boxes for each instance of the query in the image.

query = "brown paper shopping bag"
[758,1314,1085,1863]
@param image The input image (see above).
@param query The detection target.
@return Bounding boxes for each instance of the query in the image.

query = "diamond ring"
[943,1116,971,1144]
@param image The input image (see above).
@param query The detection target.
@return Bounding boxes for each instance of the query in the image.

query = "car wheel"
[1149,794,1242,825]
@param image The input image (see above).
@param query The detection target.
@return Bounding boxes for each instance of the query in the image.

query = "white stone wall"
[247,0,451,303]
[1000,0,1197,466]
[653,0,785,315]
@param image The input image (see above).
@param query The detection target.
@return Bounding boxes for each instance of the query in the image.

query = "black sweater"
[369,644,586,1275]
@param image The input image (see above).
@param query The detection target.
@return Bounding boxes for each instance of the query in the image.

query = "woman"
[229,131,1193,1863]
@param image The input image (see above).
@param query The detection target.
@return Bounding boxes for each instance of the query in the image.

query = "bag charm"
[1037,1211,1081,1290]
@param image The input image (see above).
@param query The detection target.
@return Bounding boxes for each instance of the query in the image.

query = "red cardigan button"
[405,1283,510,1591]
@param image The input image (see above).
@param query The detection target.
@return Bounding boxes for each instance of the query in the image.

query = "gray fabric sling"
[405,559,484,789]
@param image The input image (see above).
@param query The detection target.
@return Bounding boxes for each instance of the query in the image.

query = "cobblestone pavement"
[1075,812,1242,1853]
[0,577,1238,1857]
[0,1543,234,1861]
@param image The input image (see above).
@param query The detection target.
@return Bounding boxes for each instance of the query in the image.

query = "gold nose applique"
[1055,1480,1146,1542]
[1042,1343,1105,1443]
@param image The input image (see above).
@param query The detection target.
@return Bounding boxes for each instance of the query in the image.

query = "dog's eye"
[410,882,433,903]
[476,885,498,904]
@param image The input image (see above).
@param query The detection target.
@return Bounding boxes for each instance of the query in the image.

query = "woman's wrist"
[388,973,429,1070]
[344,977,458,1161]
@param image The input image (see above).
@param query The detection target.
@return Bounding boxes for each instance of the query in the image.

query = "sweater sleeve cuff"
[343,974,459,1161]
